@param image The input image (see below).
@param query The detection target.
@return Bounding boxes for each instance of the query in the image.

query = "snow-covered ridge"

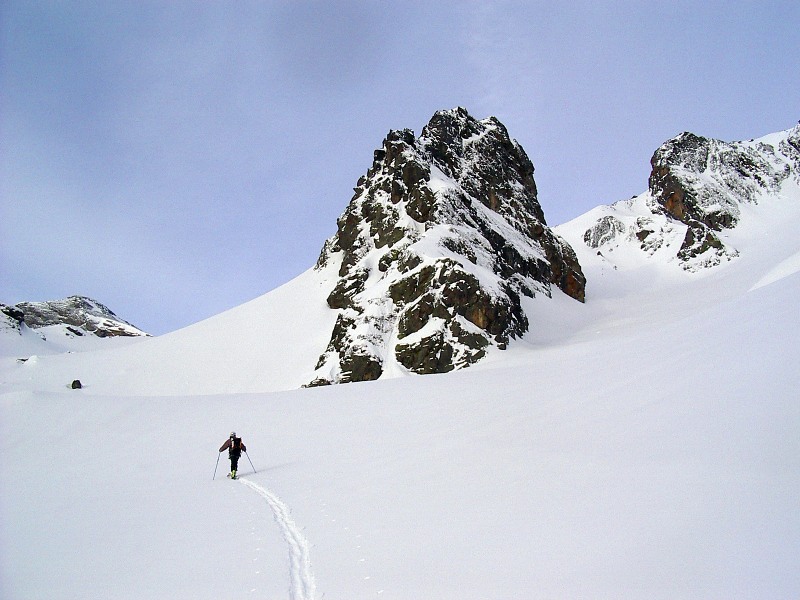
[566,123,800,273]
[1,295,147,341]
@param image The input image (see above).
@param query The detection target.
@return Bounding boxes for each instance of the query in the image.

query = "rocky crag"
[581,124,800,270]
[1,295,148,338]
[309,108,585,385]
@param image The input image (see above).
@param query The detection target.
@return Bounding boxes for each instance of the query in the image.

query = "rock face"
[310,108,585,385]
[650,126,800,264]
[580,124,800,270]
[1,296,148,338]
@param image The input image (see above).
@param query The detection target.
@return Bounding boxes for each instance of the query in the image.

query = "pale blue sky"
[2,1,798,334]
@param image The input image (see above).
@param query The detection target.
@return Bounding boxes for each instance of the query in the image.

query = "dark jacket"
[219,437,246,456]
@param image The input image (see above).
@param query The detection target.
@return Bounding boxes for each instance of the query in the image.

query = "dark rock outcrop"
[647,125,800,266]
[577,123,800,271]
[309,108,585,385]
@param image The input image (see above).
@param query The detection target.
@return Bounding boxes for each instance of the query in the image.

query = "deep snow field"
[2,193,799,599]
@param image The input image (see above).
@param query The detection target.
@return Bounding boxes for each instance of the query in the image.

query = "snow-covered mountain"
[0,295,148,361]
[1,118,799,599]
[573,123,800,273]
[1,295,148,338]
[310,108,584,385]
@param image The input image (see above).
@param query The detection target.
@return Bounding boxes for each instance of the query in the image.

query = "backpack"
[230,436,242,455]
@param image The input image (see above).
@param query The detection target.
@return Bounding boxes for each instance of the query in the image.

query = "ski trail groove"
[239,477,316,600]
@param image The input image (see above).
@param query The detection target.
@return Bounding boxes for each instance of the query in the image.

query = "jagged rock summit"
[1,295,148,339]
[310,107,585,385]
[580,123,800,270]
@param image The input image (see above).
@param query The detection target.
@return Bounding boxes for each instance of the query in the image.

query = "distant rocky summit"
[580,124,800,270]
[309,107,585,385]
[1,296,148,338]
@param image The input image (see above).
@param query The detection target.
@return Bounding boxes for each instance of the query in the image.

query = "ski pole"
[213,452,221,480]
[245,450,257,474]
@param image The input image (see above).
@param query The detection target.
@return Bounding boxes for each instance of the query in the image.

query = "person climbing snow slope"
[219,432,246,479]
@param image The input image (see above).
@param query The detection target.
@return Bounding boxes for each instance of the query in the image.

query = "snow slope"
[1,268,798,598]
[0,265,339,395]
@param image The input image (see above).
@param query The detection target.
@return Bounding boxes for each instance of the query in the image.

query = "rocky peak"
[647,125,800,264]
[311,108,584,385]
[1,295,148,338]
[579,123,800,271]
[420,108,545,223]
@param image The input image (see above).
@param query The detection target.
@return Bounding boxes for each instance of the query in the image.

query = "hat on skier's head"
[230,431,236,438]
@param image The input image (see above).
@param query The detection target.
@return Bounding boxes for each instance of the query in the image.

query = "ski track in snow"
[239,477,316,600]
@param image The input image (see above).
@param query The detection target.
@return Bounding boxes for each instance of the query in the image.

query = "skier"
[219,432,246,479]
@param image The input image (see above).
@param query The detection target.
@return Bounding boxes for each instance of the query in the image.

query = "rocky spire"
[310,108,585,385]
